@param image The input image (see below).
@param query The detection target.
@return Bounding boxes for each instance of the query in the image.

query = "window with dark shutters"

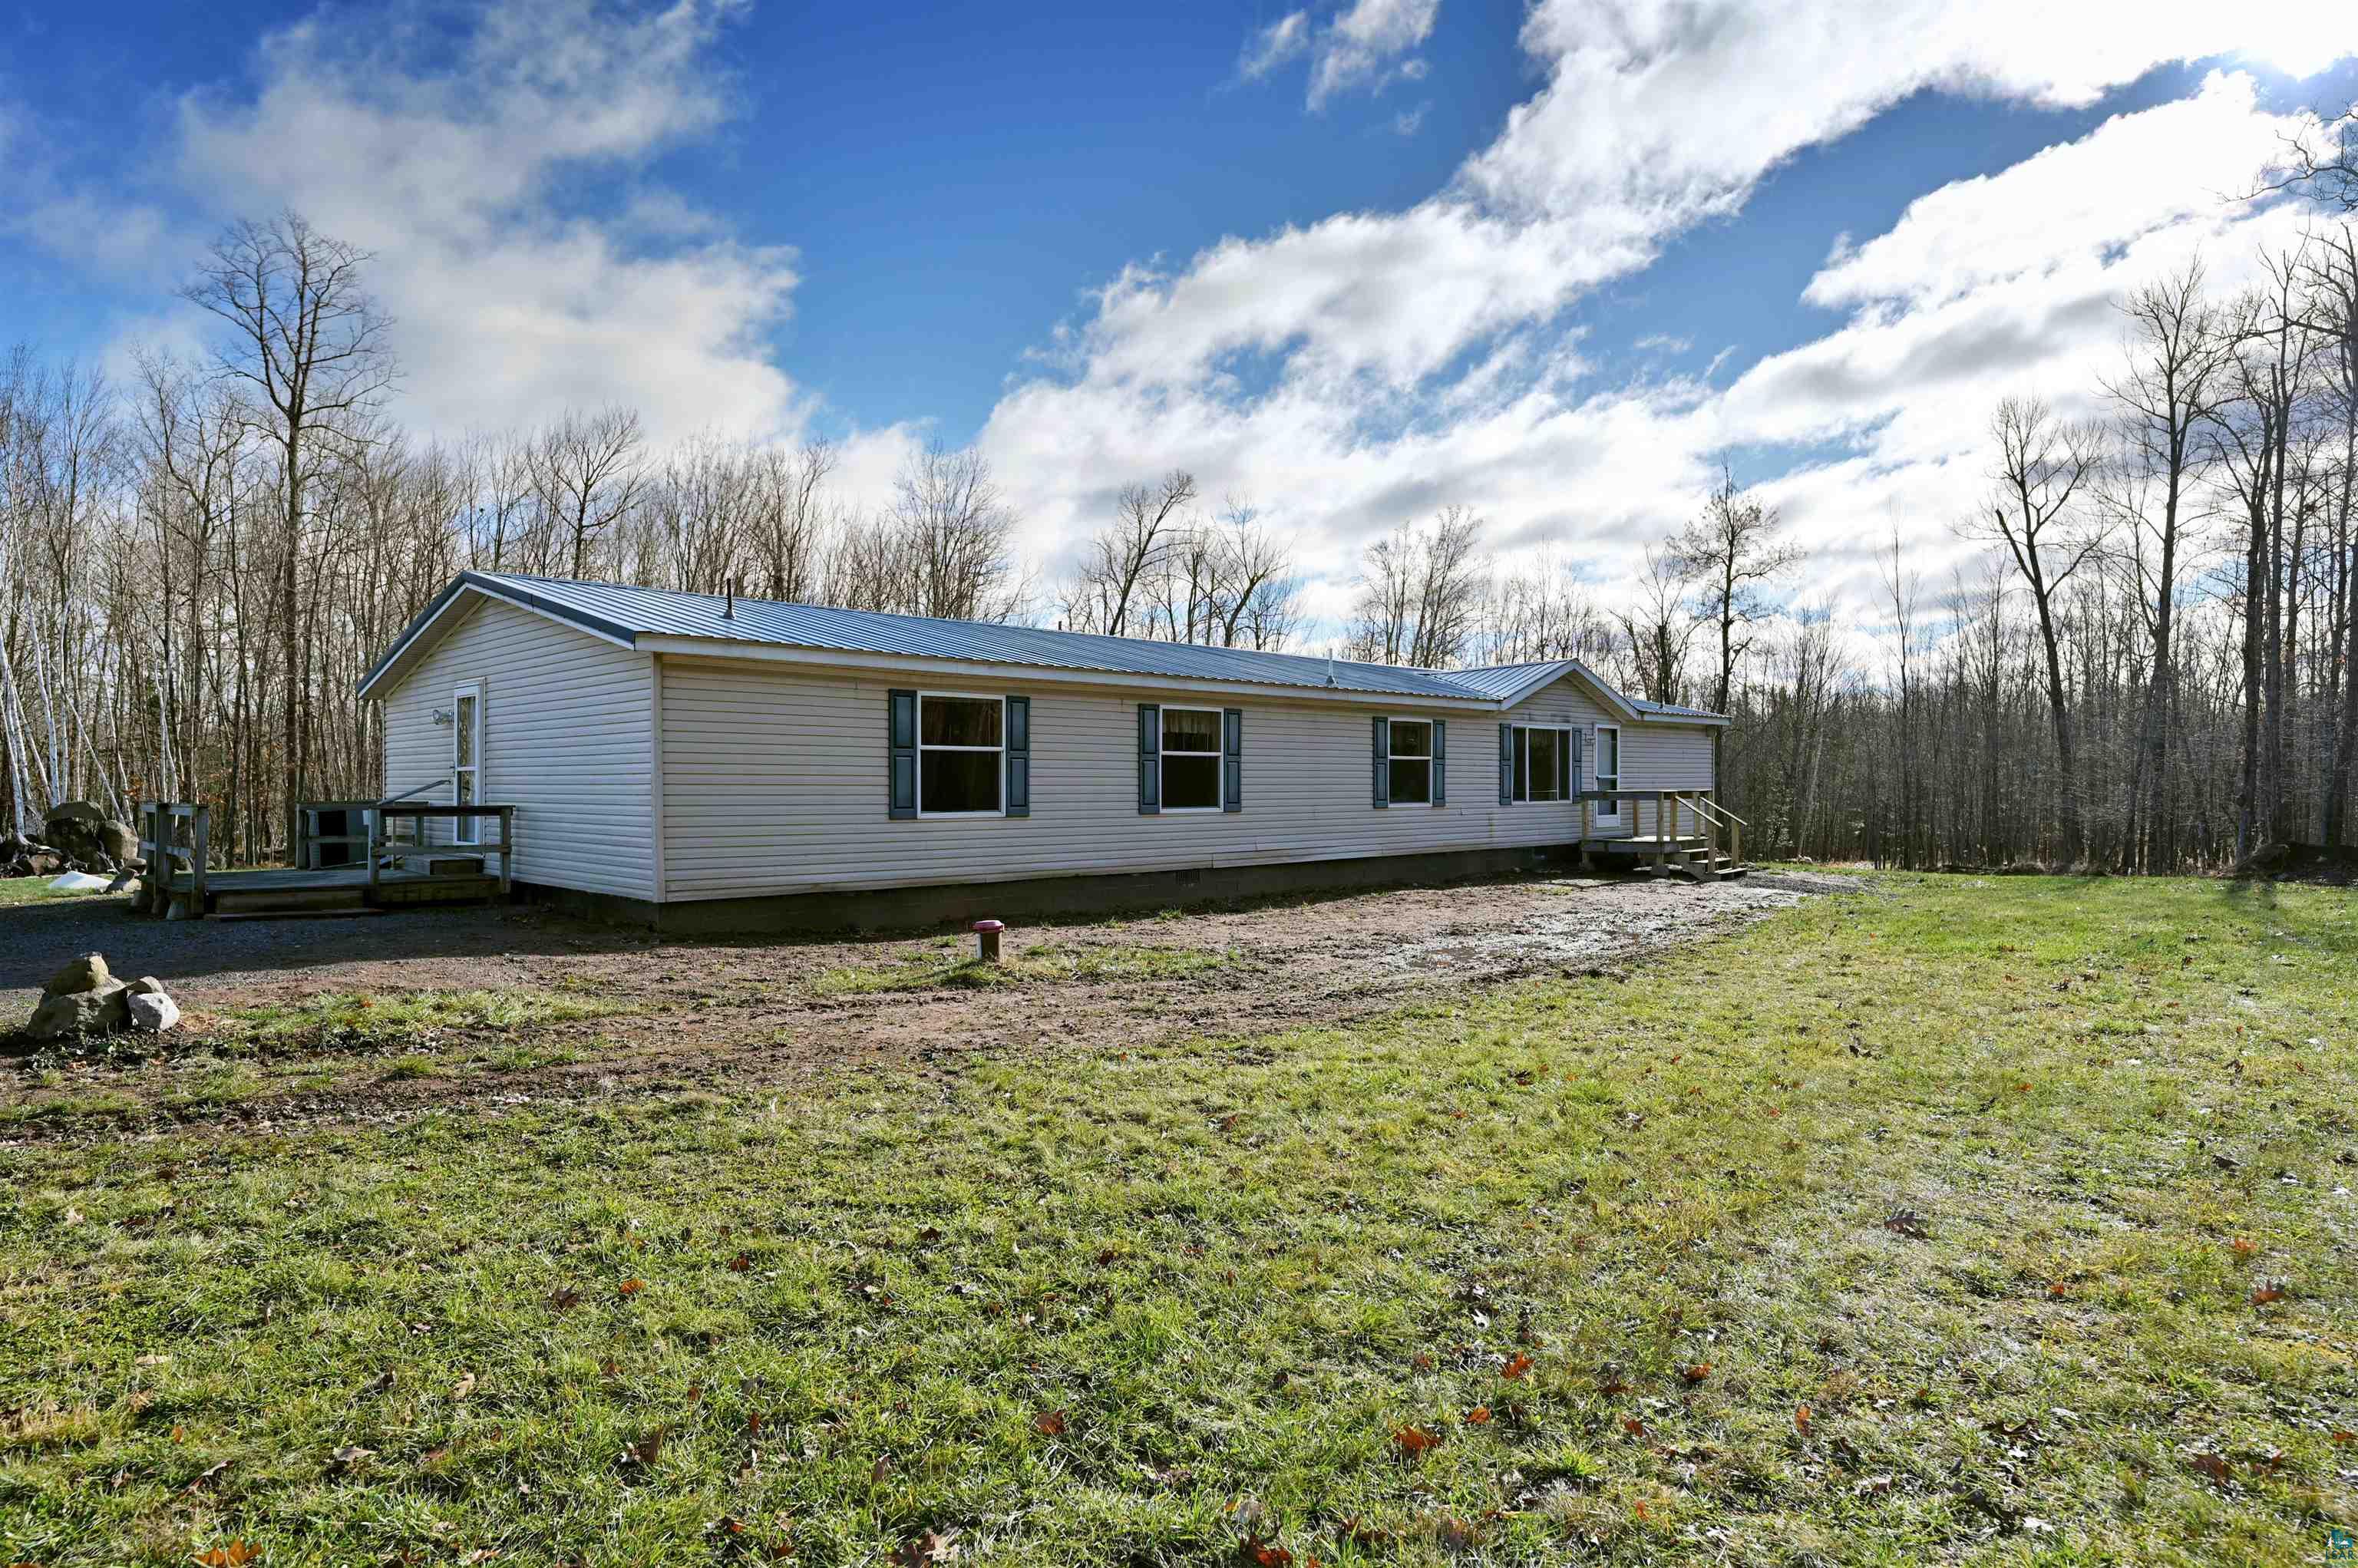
[1372,716,1390,808]
[1434,720,1447,806]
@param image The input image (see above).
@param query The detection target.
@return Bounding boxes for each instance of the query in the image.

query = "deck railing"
[1576,788,1745,873]
[365,804,517,898]
[136,801,209,916]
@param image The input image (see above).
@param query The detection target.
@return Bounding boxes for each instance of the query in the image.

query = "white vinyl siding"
[378,596,657,899]
[656,659,1719,901]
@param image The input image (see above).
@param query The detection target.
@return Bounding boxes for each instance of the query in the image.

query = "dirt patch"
[2,870,1862,1134]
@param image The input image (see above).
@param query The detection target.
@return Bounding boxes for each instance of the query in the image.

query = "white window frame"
[1510,723,1574,804]
[916,691,1007,820]
[451,682,483,845]
[1159,705,1225,814]
[1593,722,1622,826]
[1388,716,1435,807]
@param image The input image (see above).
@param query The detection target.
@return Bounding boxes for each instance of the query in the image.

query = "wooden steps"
[212,886,368,916]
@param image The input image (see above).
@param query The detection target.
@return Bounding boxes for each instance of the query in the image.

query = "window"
[1511,724,1573,803]
[918,694,1004,816]
[1389,718,1433,805]
[1160,706,1224,811]
[452,684,481,844]
[1593,723,1621,824]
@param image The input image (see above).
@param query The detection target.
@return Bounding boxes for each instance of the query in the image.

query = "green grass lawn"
[3,874,2354,1566]
[0,875,114,909]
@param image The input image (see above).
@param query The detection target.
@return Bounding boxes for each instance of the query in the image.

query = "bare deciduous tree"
[1344,506,1487,668]
[528,406,647,579]
[1969,394,2105,859]
[183,210,395,838]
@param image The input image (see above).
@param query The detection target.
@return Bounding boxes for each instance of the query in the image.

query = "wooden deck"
[140,797,516,919]
[163,861,503,919]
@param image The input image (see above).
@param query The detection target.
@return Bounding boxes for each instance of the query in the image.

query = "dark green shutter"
[1371,716,1389,808]
[1222,708,1243,813]
[1572,727,1584,801]
[1498,724,1514,805]
[1137,705,1161,814]
[1433,720,1447,806]
[1005,695,1030,817]
[1557,725,1574,802]
[887,689,917,819]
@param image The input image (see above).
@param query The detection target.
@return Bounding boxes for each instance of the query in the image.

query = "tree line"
[2,190,2353,872]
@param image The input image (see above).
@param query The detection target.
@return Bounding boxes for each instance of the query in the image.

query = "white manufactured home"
[349,573,1739,929]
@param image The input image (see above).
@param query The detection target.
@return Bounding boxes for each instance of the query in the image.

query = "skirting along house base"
[348,572,1742,932]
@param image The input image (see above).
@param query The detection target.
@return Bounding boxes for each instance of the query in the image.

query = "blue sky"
[3,0,2353,620]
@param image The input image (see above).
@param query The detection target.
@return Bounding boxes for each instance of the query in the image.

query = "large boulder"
[98,820,140,863]
[43,801,104,827]
[25,980,130,1039]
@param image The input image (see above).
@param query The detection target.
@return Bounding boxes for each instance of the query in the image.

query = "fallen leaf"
[618,1279,646,1296]
[1243,1541,1293,1566]
[1794,1405,1812,1439]
[180,1460,230,1496]
[2330,1428,2353,1445]
[1682,1363,1712,1385]
[1883,1208,1930,1240]
[2186,1451,2232,1484]
[1622,1416,1647,1438]
[1501,1353,1534,1381]
[2251,1283,2287,1305]
[547,1289,581,1311]
[890,1530,959,1565]
[192,1543,261,1567]
[1464,1407,1491,1424]
[2229,1238,2257,1259]
[451,1372,477,1401]
[623,1429,665,1469]
[728,1254,752,1273]
[1391,1424,1442,1456]
[1033,1409,1068,1437]
[329,1444,375,1471]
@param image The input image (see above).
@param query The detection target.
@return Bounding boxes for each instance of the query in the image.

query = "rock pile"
[23,952,180,1041]
[1,802,144,885]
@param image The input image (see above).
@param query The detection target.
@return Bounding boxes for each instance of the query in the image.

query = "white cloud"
[162,0,803,445]
[1240,11,1313,81]
[1309,0,1440,107]
[982,0,2356,626]
[1243,0,1440,110]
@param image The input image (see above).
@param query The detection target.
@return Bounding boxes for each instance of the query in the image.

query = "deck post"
[190,806,210,915]
[497,807,514,897]
[366,810,381,903]
[1655,791,1671,876]
[1580,797,1595,870]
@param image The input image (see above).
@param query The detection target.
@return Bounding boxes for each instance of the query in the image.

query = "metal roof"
[362,572,1726,721]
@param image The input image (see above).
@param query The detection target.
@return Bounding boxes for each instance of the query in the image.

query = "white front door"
[452,684,481,845]
[1593,724,1621,826]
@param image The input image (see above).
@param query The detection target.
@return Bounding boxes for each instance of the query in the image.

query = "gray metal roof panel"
[365,573,1720,718]
[469,573,1494,700]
